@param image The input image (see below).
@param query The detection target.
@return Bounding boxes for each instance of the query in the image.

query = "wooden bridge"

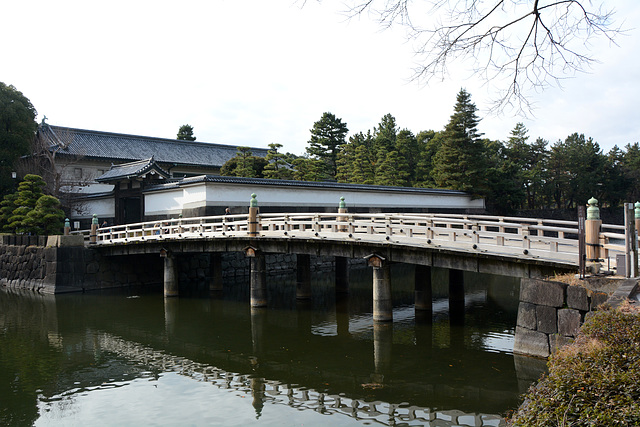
[79,203,636,322]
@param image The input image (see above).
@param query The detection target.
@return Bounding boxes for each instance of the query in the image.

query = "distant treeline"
[221,89,639,215]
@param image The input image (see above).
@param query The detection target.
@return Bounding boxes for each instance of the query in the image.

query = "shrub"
[509,306,640,426]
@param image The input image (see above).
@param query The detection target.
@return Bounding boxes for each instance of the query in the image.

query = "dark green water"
[0,265,546,426]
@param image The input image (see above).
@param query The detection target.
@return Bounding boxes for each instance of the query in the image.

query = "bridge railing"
[88,211,634,269]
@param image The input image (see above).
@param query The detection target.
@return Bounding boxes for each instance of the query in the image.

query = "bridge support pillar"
[366,255,392,322]
[250,254,267,307]
[414,265,432,312]
[449,269,465,325]
[296,254,312,300]
[335,256,349,294]
[163,252,179,298]
[208,253,223,292]
[373,322,392,379]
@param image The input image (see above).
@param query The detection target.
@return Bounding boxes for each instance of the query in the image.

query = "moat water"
[0,265,546,426]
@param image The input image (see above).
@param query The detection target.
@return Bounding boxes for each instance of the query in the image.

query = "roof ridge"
[47,125,267,151]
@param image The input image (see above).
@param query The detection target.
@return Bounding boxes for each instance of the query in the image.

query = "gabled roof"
[40,124,268,168]
[96,157,170,183]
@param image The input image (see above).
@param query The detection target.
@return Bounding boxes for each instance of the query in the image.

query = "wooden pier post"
[367,254,392,322]
[414,265,432,312]
[296,254,312,300]
[247,249,267,307]
[162,250,179,297]
[449,268,465,324]
[335,256,349,294]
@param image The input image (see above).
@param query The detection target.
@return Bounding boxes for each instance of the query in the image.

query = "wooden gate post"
[585,197,602,274]
[248,193,259,237]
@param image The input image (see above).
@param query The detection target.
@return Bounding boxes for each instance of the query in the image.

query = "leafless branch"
[316,0,623,114]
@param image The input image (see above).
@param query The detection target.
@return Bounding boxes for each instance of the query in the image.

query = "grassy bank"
[509,303,640,426]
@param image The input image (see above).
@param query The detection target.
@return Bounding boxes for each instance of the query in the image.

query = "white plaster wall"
[145,188,185,216]
[71,197,115,219]
[182,181,484,210]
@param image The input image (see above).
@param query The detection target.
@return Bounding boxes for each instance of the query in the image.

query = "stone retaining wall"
[1,235,364,294]
[513,278,609,358]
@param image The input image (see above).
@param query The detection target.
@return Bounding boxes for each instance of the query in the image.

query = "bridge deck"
[79,213,629,272]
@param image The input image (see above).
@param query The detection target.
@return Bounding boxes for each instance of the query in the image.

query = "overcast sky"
[3,1,639,155]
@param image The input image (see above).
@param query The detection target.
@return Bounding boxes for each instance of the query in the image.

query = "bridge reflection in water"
[1,267,546,426]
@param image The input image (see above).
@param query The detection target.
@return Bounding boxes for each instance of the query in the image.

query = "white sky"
[3,0,639,155]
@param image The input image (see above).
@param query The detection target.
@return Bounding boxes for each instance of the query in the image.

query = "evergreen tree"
[305,112,348,180]
[394,129,418,184]
[24,195,65,235]
[263,143,293,180]
[483,139,526,214]
[621,142,640,203]
[0,192,17,232]
[336,131,376,184]
[431,89,486,194]
[7,174,45,233]
[220,147,267,178]
[292,157,326,182]
[177,124,196,141]
[375,150,409,187]
[373,113,398,156]
[414,130,440,188]
[0,82,38,196]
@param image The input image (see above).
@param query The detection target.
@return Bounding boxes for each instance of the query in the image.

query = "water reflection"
[0,267,546,426]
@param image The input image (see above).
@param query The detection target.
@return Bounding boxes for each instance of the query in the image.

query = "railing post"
[64,218,70,236]
[624,202,638,278]
[338,197,347,232]
[248,193,259,237]
[90,214,98,244]
[586,197,602,273]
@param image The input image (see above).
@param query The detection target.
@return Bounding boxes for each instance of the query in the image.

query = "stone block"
[514,326,550,358]
[536,305,557,334]
[590,292,609,310]
[558,308,581,337]
[46,235,84,248]
[549,334,574,353]
[520,278,566,307]
[567,285,589,311]
[517,302,537,329]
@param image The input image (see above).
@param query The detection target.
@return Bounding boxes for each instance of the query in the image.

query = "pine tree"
[373,114,398,156]
[177,124,196,141]
[375,150,409,187]
[24,195,65,235]
[7,174,45,233]
[305,112,348,180]
[394,129,418,184]
[263,143,293,180]
[431,89,486,194]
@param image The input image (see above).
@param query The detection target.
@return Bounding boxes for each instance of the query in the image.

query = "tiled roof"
[96,157,170,182]
[41,125,268,168]
[149,174,468,195]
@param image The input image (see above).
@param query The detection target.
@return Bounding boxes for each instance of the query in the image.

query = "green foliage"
[0,82,37,196]
[305,112,348,179]
[431,89,486,194]
[220,147,267,178]
[0,174,63,235]
[24,195,65,235]
[263,143,293,180]
[176,124,196,141]
[509,308,640,426]
[292,157,326,182]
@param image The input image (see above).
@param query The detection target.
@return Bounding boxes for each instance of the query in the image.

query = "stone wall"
[513,278,609,358]
[0,235,162,294]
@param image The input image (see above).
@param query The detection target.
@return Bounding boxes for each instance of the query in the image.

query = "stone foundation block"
[517,302,537,329]
[514,326,550,358]
[567,285,589,311]
[520,278,566,307]
[536,305,557,334]
[558,308,581,337]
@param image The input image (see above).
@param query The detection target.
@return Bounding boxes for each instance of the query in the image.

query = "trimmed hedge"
[509,306,640,426]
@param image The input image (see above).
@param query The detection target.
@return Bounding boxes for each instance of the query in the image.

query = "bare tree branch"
[313,0,623,114]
